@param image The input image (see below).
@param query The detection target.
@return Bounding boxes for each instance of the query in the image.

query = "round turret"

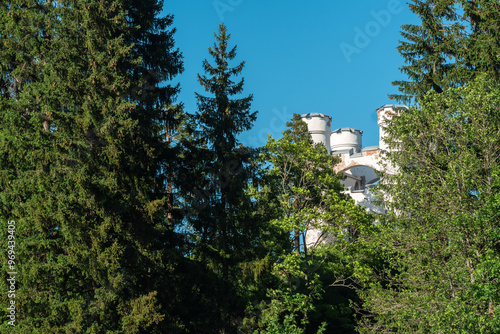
[330,127,363,153]
[301,113,332,153]
[376,104,407,151]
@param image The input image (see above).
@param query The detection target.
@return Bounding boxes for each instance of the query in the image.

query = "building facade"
[301,104,406,246]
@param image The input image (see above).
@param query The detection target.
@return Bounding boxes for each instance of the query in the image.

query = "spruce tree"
[459,0,500,80]
[0,1,184,332]
[360,1,500,330]
[180,23,260,331]
[389,0,461,104]
[391,0,500,105]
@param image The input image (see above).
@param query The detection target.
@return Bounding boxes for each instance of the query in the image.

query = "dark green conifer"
[390,0,461,104]
[0,1,184,332]
[391,0,500,104]
[181,23,261,331]
[361,1,500,332]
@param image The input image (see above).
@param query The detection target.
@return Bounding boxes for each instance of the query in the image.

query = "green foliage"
[7,1,500,332]
[177,23,264,332]
[247,115,373,334]
[359,76,500,333]
[391,0,500,104]
[0,0,184,332]
[368,1,500,331]
[390,0,461,104]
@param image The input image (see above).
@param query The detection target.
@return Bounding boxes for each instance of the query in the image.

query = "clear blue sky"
[163,1,418,148]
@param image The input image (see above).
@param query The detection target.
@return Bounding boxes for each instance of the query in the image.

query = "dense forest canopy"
[0,1,499,333]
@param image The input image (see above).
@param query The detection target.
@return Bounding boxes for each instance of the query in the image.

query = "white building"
[302,104,407,247]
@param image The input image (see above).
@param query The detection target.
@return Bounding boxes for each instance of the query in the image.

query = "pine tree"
[365,2,500,331]
[459,0,500,80]
[180,23,260,331]
[0,1,184,332]
[389,0,462,104]
[391,0,500,105]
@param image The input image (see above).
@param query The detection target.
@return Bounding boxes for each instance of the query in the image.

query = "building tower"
[301,104,408,248]
[300,113,332,154]
[376,104,408,152]
[330,127,363,154]
[376,104,407,175]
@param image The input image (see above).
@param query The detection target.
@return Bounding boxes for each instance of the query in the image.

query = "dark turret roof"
[300,112,332,119]
[331,127,363,134]
[376,104,408,111]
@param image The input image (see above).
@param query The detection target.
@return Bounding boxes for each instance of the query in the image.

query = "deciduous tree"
[360,76,500,333]
[252,115,373,334]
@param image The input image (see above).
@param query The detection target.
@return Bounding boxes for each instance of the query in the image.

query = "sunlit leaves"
[360,76,500,333]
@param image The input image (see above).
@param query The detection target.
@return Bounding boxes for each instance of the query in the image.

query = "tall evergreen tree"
[390,0,500,105]
[459,0,500,80]
[180,23,261,331]
[389,0,462,104]
[362,3,500,331]
[0,0,184,332]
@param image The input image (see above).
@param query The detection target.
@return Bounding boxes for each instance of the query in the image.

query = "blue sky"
[163,1,418,148]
